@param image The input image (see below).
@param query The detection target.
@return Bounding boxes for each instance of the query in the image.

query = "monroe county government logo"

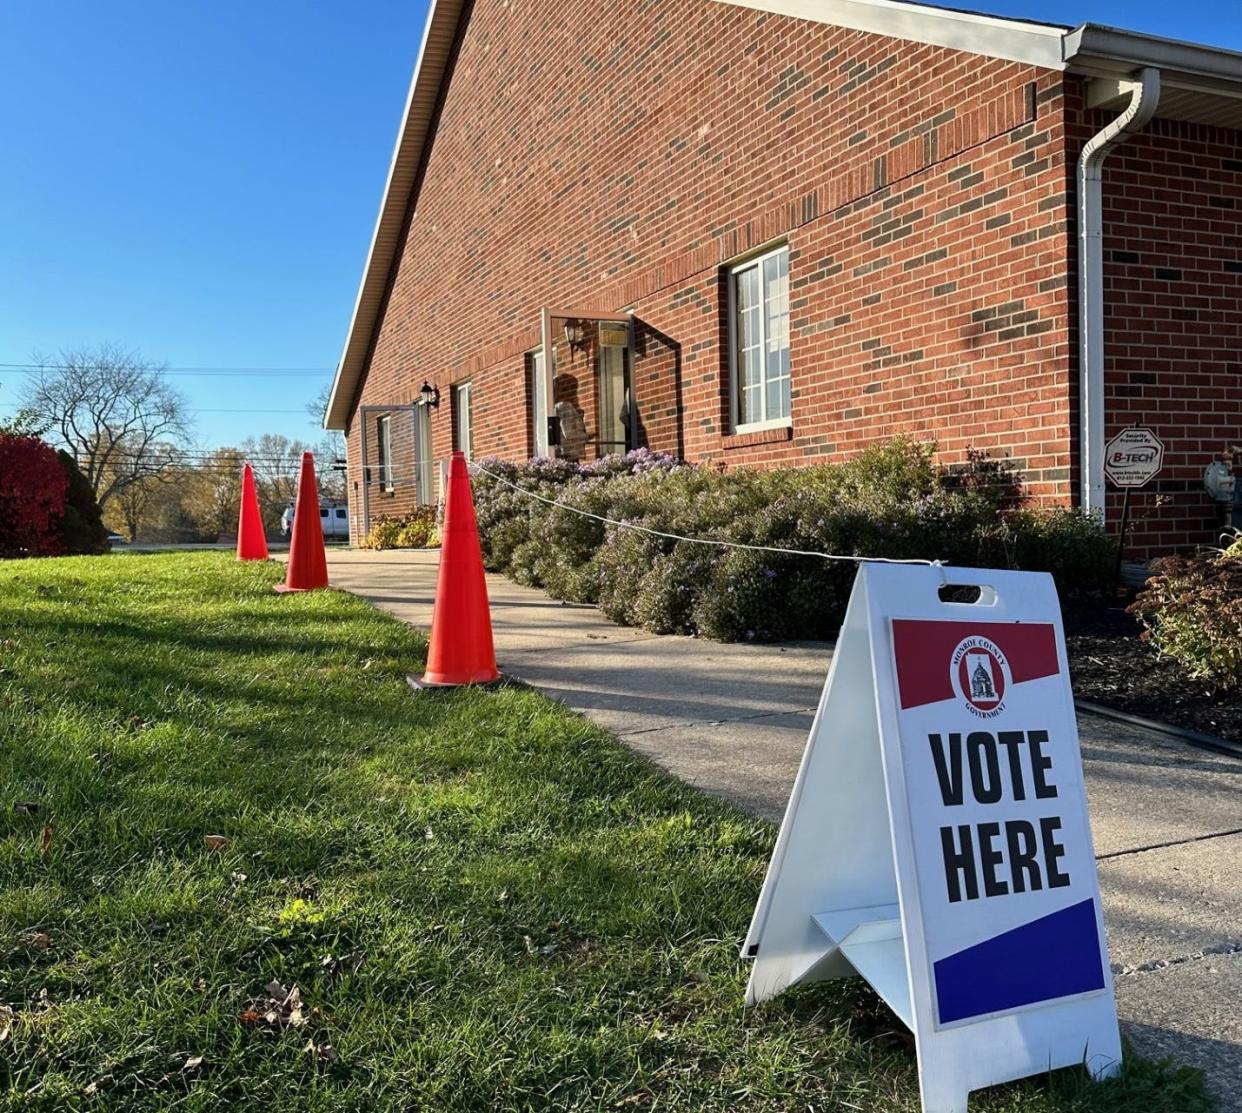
[949,636,1009,718]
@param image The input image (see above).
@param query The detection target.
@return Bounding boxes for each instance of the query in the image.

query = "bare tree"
[111,473,163,542]
[308,382,347,499]
[21,344,190,509]
[193,448,246,538]
[241,433,311,526]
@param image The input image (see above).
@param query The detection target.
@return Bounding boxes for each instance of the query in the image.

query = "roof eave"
[1064,23,1242,87]
[720,0,1068,68]
[324,0,466,431]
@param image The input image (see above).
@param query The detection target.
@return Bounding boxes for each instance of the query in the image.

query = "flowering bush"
[1130,541,1242,688]
[359,508,439,551]
[0,434,69,558]
[470,440,1115,642]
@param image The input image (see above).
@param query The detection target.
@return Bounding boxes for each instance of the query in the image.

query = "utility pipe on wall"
[1077,67,1160,521]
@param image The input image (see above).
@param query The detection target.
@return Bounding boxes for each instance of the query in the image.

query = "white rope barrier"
[467,461,939,567]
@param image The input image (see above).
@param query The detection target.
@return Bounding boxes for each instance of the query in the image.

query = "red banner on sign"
[891,620,1059,710]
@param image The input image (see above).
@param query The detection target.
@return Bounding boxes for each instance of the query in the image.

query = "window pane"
[377,416,394,490]
[732,250,792,427]
[763,251,790,419]
[455,385,472,456]
[735,265,762,425]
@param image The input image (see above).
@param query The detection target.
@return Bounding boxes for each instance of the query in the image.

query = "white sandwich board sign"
[743,563,1119,1113]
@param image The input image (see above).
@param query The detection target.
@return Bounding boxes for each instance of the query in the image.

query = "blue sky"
[1,0,1238,451]
[0,1,428,448]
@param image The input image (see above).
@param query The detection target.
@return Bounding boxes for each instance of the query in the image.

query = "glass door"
[597,345,630,457]
[416,404,434,505]
[531,349,549,456]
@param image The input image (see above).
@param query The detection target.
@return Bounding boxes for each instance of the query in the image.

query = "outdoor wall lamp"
[418,381,441,408]
[563,319,589,353]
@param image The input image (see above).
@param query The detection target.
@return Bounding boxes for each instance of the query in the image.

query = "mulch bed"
[1063,593,1242,744]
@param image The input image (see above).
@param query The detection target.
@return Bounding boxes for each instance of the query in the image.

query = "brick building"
[323,0,1242,559]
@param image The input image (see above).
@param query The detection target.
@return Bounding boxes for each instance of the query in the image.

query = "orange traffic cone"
[416,452,500,686]
[236,463,269,561]
[275,452,329,593]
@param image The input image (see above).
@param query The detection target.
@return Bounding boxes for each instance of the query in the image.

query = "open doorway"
[535,308,635,463]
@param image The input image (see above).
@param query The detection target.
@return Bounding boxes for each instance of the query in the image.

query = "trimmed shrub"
[0,434,68,558]
[1130,544,1242,688]
[470,440,1115,643]
[359,508,439,551]
[993,507,1117,591]
[56,451,110,555]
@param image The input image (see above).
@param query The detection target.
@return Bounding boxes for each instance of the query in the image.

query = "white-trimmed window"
[729,244,791,431]
[454,381,473,458]
[376,414,394,493]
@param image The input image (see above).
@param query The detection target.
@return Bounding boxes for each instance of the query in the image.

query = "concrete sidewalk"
[322,548,1242,1107]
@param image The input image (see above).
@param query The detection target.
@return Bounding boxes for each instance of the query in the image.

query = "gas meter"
[1204,447,1242,528]
[1205,456,1235,502]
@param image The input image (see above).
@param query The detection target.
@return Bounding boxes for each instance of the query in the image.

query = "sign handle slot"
[936,583,997,606]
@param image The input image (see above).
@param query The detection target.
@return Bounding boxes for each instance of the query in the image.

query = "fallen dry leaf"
[242,981,309,1032]
[24,933,51,951]
[0,1004,14,1043]
[203,835,230,852]
[39,827,52,853]
[319,951,366,978]
[83,1075,112,1096]
[182,1055,204,1072]
[303,1039,339,1063]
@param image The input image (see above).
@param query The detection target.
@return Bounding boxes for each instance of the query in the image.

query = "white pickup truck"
[281,501,350,541]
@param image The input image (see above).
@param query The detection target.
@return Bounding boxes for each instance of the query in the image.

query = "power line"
[0,403,313,415]
[0,362,333,377]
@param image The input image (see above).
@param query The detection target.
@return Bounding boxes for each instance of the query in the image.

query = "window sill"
[722,424,793,450]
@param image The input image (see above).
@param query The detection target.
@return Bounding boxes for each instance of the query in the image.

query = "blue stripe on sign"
[933,898,1105,1025]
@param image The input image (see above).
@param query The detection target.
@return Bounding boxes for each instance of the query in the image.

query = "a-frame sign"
[744,564,1120,1113]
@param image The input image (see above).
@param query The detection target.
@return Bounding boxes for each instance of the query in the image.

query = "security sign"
[1104,426,1163,488]
[744,565,1119,1113]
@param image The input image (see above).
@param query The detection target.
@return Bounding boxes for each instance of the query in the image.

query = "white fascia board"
[717,0,1069,69]
[1065,23,1242,85]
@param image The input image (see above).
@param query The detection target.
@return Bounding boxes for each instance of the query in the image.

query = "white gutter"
[1076,66,1160,520]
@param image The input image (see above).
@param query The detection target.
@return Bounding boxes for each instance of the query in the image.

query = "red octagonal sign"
[1104,427,1164,488]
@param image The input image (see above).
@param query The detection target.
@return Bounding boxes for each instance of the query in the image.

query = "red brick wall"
[346,0,1080,530]
[1067,83,1242,560]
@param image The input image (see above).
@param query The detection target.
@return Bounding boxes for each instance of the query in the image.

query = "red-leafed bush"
[0,434,69,558]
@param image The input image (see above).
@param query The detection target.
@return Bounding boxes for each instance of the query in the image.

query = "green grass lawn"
[0,553,1212,1112]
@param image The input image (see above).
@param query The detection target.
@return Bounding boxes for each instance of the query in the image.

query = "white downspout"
[1077,67,1160,520]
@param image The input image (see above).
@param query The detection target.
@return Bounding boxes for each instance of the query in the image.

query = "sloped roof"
[324,0,1242,430]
